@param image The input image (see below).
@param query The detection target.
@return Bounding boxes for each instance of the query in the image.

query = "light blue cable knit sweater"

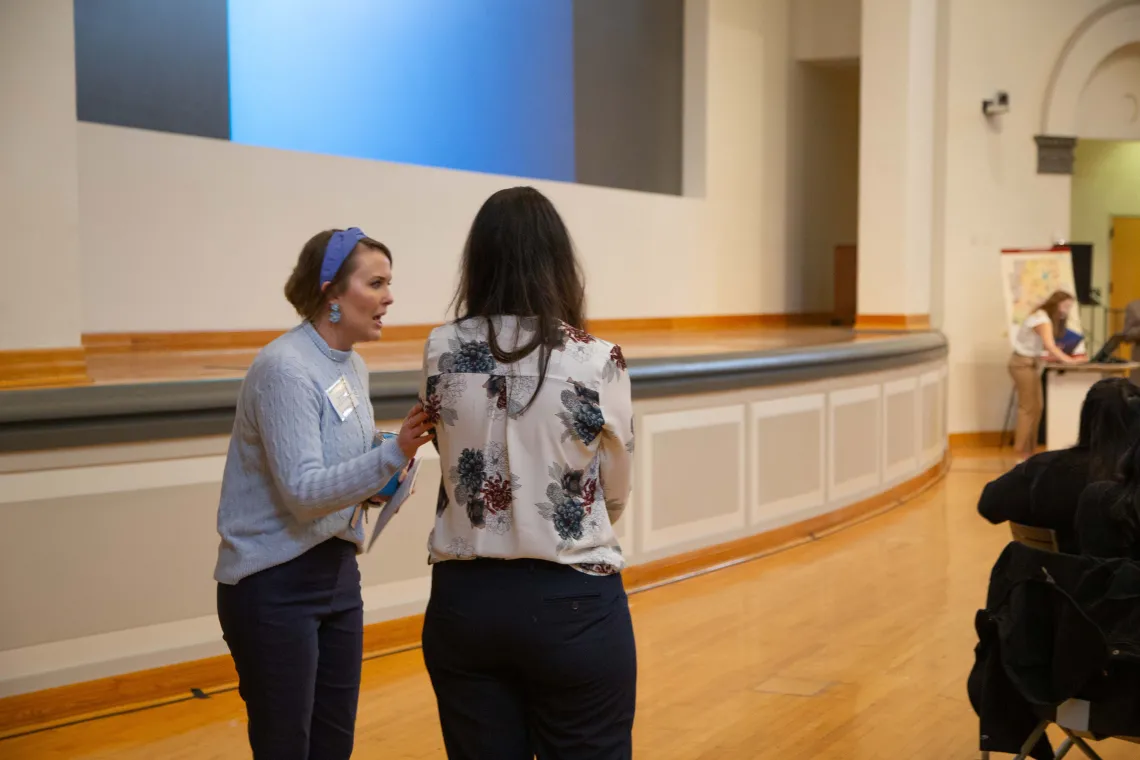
[214,321,408,585]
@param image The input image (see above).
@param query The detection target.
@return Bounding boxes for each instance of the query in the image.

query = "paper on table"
[367,458,422,552]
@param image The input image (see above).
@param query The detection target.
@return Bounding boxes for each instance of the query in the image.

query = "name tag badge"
[325,376,357,422]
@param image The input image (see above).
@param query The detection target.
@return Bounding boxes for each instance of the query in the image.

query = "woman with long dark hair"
[1007,290,1086,459]
[978,377,1140,552]
[1077,396,1140,559]
[419,187,636,759]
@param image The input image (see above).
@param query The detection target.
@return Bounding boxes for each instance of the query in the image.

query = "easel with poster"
[999,246,1086,357]
[999,247,1138,450]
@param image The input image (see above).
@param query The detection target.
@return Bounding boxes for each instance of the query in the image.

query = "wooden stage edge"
[0,348,91,391]
[1,314,845,390]
[79,313,838,356]
[854,313,931,332]
[0,454,950,739]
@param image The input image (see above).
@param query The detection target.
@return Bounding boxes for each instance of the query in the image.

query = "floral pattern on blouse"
[421,316,634,575]
[557,381,605,445]
[423,374,467,427]
[537,460,605,548]
[448,441,520,535]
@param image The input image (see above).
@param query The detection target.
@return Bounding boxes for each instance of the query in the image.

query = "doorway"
[1110,216,1140,354]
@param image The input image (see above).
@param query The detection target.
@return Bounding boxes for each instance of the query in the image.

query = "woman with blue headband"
[214,228,434,759]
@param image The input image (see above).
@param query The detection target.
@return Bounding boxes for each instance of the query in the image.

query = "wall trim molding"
[623,454,947,590]
[0,348,90,390]
[79,314,836,356]
[948,431,1007,450]
[638,404,748,553]
[0,452,949,738]
[853,314,932,332]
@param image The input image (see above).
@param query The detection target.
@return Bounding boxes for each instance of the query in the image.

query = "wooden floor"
[84,326,883,386]
[7,449,1130,759]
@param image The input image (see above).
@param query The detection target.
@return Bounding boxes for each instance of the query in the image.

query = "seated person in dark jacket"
[1078,399,1140,559]
[978,378,1139,553]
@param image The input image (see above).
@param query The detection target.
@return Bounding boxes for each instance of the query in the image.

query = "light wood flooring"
[8,449,1130,759]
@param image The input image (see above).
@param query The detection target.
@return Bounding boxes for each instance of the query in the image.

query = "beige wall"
[0,0,84,351]
[69,0,834,337]
[1071,140,1140,303]
[0,0,878,346]
[938,0,1140,434]
[793,0,861,62]
[857,0,937,318]
[1076,43,1140,141]
[0,358,947,697]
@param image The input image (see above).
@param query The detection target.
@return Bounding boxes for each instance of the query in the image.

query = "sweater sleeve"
[977,462,1034,525]
[254,365,408,521]
[599,347,634,524]
[1076,481,1135,559]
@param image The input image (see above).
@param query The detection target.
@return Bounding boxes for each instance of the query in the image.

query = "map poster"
[1000,247,1085,355]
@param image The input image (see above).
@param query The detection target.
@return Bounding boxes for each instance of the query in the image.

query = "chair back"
[1010,522,1059,553]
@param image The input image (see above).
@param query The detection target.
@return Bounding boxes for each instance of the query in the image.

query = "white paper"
[325,376,357,422]
[367,459,422,552]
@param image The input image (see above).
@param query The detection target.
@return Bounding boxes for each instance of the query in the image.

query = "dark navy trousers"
[422,558,637,760]
[217,538,363,760]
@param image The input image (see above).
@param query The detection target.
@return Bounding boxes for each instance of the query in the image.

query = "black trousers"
[422,558,637,760]
[217,538,363,760]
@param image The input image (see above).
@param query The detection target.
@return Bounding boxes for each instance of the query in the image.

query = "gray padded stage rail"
[0,332,947,452]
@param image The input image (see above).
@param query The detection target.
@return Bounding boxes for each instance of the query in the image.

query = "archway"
[1035,0,1140,171]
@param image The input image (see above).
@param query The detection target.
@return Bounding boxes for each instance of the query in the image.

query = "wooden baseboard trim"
[79,314,838,357]
[948,431,1006,450]
[0,348,90,390]
[0,616,429,739]
[0,451,948,737]
[82,330,287,355]
[854,314,932,332]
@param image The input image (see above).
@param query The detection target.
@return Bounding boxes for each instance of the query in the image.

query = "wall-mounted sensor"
[982,91,1010,117]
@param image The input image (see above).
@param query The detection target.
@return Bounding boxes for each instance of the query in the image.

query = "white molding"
[639,405,747,553]
[0,442,437,506]
[0,575,431,698]
[750,394,826,529]
[828,384,882,502]
[920,369,943,467]
[0,456,227,505]
[882,377,919,483]
[360,575,432,611]
[0,613,222,689]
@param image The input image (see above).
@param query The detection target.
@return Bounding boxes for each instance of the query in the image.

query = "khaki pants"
[1008,353,1042,456]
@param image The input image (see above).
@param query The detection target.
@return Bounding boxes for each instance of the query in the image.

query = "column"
[0,0,88,386]
[856,0,938,330]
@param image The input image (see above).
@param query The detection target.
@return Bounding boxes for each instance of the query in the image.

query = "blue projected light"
[227,0,575,182]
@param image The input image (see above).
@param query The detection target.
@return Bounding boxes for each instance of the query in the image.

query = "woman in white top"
[1009,290,1086,459]
[419,187,635,759]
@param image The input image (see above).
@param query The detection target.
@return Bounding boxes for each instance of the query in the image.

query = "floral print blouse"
[420,316,634,575]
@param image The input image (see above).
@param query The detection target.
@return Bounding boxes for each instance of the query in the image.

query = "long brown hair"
[451,187,587,413]
[1036,290,1074,339]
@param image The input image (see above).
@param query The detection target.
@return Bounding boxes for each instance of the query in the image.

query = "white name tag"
[325,376,357,422]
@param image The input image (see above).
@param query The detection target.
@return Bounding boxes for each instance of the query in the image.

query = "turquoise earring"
[330,303,342,324]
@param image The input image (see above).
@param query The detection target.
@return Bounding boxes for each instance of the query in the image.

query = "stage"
[0,323,949,718]
[0,325,942,452]
[75,324,885,384]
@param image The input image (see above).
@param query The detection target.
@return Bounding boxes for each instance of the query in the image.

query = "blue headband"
[320,227,367,286]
